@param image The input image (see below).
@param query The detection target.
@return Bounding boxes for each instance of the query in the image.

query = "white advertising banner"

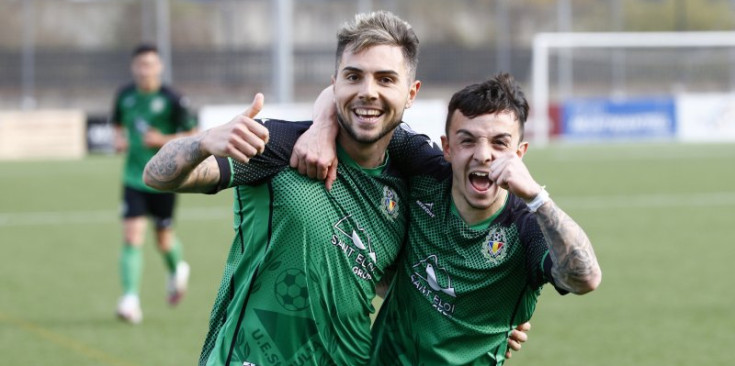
[677,93,735,142]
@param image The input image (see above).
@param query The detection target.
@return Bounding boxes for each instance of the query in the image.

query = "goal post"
[531,31,735,146]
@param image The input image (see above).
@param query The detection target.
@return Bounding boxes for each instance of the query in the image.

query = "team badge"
[150,97,165,113]
[481,227,508,264]
[380,186,399,220]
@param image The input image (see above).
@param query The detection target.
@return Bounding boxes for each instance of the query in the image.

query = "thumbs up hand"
[201,93,270,164]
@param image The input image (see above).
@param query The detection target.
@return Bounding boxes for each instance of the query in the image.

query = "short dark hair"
[335,11,420,81]
[445,73,530,142]
[132,43,158,58]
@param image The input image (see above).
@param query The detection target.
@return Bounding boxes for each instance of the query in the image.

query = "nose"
[473,140,493,164]
[358,77,378,101]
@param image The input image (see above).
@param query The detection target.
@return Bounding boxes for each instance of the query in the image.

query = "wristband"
[525,186,550,213]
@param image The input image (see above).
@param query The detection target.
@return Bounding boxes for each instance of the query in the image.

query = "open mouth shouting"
[468,171,493,192]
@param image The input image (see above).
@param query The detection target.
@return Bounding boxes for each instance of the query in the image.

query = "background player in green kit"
[143,11,421,366]
[111,43,197,324]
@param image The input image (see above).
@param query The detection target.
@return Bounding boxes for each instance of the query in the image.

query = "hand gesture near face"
[489,151,542,201]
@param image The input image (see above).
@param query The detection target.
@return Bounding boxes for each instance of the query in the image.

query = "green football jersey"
[199,120,408,366]
[112,84,195,191]
[372,135,563,366]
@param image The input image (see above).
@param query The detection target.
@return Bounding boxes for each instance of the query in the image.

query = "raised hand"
[201,93,270,164]
[489,152,542,201]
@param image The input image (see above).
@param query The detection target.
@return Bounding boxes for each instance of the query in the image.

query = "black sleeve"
[163,86,196,132]
[387,123,450,180]
[214,119,312,191]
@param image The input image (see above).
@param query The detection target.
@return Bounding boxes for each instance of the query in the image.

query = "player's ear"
[405,80,421,108]
[441,135,451,161]
[516,141,529,159]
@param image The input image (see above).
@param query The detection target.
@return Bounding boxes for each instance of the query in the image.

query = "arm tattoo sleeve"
[144,134,219,193]
[535,200,601,294]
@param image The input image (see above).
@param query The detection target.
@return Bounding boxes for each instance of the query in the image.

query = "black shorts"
[122,186,176,229]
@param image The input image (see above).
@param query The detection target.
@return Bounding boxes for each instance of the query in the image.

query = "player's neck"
[453,189,508,226]
[337,132,392,169]
[137,80,161,94]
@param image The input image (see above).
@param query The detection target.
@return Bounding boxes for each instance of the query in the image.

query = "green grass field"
[1,143,734,365]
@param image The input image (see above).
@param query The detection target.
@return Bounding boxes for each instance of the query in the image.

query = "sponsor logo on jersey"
[411,255,456,317]
[380,186,400,220]
[481,227,508,264]
[416,200,435,217]
[150,96,165,113]
[332,215,377,281]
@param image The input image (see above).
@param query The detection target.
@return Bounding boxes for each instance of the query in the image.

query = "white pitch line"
[1,192,734,227]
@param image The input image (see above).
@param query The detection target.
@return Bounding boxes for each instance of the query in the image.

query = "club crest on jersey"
[482,227,508,264]
[380,186,399,220]
[150,97,165,113]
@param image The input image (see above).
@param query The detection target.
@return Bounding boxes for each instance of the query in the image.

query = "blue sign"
[561,97,676,140]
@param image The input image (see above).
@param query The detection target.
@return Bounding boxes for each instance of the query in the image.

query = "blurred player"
[295,73,602,365]
[111,43,197,324]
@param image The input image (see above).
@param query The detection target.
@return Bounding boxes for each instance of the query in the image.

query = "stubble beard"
[336,110,403,146]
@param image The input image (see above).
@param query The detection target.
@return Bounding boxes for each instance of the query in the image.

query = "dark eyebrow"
[455,129,512,140]
[455,129,475,138]
[341,66,400,78]
[492,133,512,140]
[341,66,364,74]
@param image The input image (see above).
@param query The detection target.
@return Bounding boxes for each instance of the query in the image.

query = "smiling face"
[442,110,528,223]
[332,44,420,164]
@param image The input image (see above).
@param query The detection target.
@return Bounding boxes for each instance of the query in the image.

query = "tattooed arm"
[143,93,269,193]
[144,135,220,193]
[535,200,602,294]
[489,151,601,294]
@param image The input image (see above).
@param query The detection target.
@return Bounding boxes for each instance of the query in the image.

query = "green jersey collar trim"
[336,144,388,176]
[450,193,509,230]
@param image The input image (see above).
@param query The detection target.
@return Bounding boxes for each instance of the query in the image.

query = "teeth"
[471,172,488,177]
[355,108,380,116]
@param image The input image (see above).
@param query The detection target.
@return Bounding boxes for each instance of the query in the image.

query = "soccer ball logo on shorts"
[380,186,400,220]
[481,227,508,264]
[274,268,309,311]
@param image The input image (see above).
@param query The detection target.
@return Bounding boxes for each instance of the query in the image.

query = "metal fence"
[2,0,735,115]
